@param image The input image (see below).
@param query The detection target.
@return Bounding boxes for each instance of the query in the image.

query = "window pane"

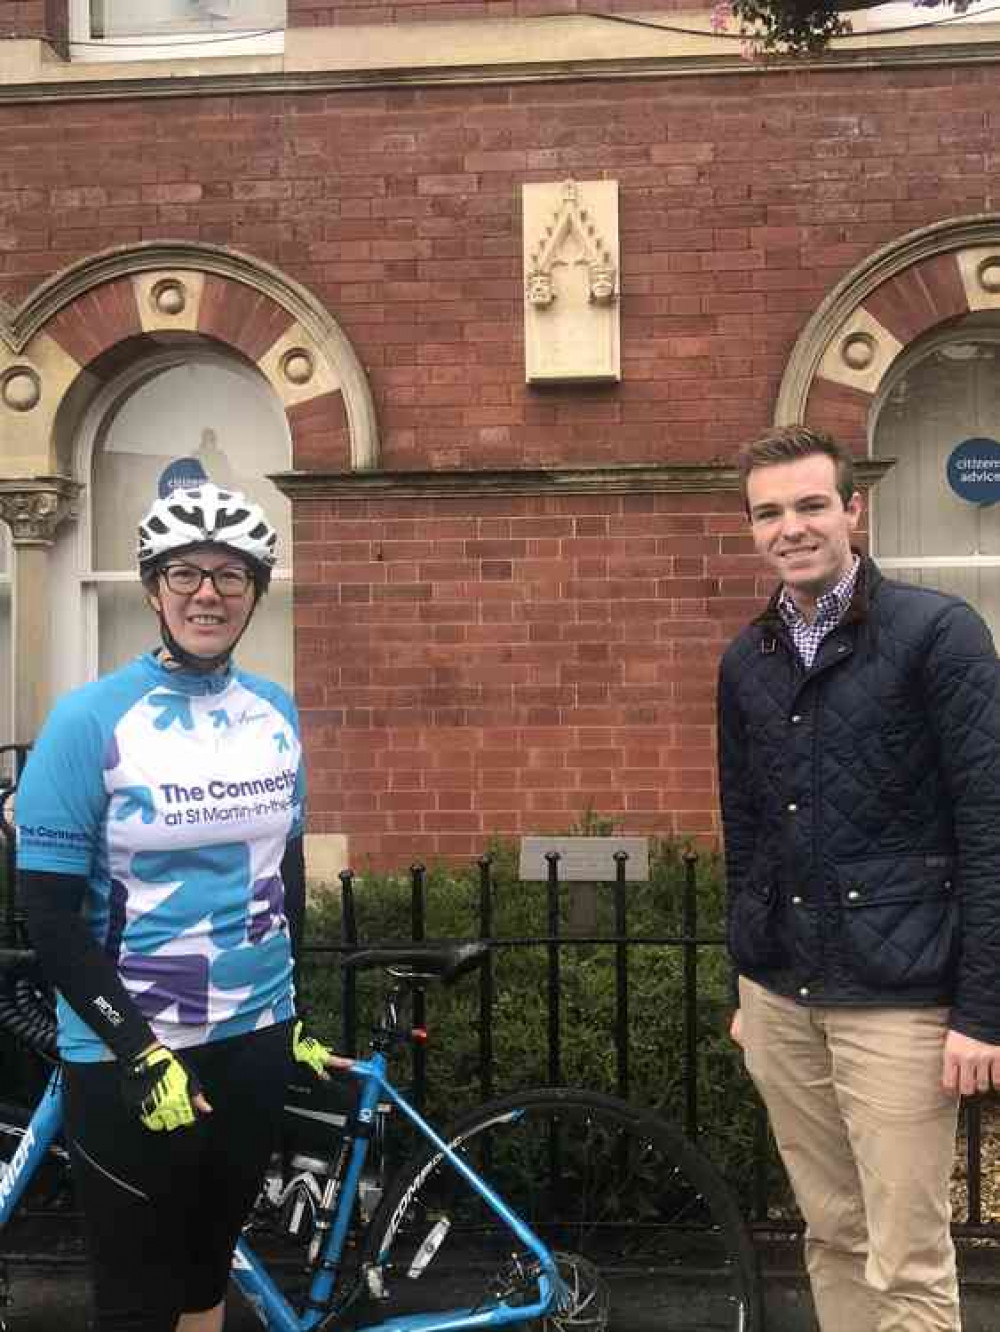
[97,583,155,675]
[91,357,291,574]
[874,343,1000,559]
[0,525,10,744]
[873,336,1000,644]
[93,0,285,38]
[97,580,293,689]
[0,583,10,747]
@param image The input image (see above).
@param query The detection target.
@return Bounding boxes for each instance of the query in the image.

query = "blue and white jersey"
[16,652,305,1062]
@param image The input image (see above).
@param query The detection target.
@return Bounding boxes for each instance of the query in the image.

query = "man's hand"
[292,1021,338,1081]
[730,1009,744,1048]
[121,1044,211,1132]
[942,1029,1000,1096]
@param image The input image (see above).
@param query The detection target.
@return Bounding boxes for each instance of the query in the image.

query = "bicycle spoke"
[362,1090,759,1332]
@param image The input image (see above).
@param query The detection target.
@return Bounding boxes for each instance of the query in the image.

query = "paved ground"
[5,1244,1000,1330]
[0,1265,265,1330]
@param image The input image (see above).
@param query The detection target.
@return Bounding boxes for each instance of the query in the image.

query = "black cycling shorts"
[63,1020,292,1332]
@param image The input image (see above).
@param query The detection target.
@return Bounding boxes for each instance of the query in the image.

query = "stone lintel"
[272,460,895,501]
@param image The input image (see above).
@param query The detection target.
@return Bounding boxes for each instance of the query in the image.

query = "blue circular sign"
[157,457,209,499]
[946,438,1000,506]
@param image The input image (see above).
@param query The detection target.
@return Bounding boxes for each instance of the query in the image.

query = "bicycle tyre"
[361,1088,761,1332]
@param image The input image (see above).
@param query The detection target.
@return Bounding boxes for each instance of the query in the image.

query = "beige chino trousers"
[739,977,961,1332]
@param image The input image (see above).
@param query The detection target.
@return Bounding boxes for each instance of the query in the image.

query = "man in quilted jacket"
[717,425,1000,1332]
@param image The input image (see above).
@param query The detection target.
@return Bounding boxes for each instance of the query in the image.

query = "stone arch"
[775,214,1000,451]
[0,240,379,478]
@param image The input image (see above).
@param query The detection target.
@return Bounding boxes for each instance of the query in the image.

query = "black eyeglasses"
[159,563,253,598]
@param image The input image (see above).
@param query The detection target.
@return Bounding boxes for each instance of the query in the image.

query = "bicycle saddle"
[342,942,488,984]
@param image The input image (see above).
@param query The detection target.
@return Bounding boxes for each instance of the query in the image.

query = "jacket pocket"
[838,854,957,990]
[729,879,784,972]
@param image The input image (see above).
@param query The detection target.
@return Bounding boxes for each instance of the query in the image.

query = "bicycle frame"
[230,1048,561,1331]
[0,1058,561,1332]
[0,1068,62,1227]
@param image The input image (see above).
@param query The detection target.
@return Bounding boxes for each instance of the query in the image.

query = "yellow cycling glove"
[121,1045,201,1132]
[293,1021,333,1080]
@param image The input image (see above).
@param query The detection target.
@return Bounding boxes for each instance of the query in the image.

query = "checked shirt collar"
[777,557,860,669]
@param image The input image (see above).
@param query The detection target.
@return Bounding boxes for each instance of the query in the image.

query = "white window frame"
[870,322,1000,577]
[68,0,284,62]
[63,347,291,688]
[0,531,12,748]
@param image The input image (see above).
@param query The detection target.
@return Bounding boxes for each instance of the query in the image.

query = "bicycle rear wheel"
[362,1088,760,1332]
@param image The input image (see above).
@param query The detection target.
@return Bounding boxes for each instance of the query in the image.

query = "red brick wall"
[0,0,66,42]
[0,2,45,38]
[1,65,994,464]
[297,490,760,863]
[0,61,991,862]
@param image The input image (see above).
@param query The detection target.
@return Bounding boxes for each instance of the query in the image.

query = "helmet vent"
[216,508,250,531]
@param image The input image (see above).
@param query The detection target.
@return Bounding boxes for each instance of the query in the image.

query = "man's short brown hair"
[737,426,857,512]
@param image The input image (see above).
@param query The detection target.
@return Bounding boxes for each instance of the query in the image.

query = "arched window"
[54,347,293,697]
[871,321,1000,640]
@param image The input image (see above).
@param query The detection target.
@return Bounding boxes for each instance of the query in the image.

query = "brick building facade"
[1,2,999,868]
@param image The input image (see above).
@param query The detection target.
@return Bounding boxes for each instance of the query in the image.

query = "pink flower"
[710,0,732,31]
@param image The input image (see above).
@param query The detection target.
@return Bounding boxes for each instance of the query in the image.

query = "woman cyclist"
[15,475,332,1332]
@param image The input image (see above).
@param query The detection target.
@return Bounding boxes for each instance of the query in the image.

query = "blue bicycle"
[0,944,761,1331]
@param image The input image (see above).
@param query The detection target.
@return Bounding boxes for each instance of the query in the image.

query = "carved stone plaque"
[523,179,620,384]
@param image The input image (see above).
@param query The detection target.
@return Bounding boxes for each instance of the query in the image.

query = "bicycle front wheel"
[362,1088,760,1332]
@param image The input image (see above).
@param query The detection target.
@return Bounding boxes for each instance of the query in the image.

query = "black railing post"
[682,848,699,1140]
[966,1098,982,1226]
[410,863,427,1112]
[613,850,629,1102]
[2,789,16,948]
[339,868,358,1055]
[1,744,30,947]
[478,854,494,1102]
[545,851,562,1086]
[752,1103,771,1223]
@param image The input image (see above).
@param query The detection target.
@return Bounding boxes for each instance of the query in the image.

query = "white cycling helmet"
[137,482,278,575]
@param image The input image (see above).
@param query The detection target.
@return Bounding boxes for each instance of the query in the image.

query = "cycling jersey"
[16,651,304,1061]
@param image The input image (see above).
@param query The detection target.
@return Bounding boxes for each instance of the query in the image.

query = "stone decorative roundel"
[977,257,1000,294]
[151,277,187,316]
[840,332,876,372]
[281,348,315,386]
[1,367,41,412]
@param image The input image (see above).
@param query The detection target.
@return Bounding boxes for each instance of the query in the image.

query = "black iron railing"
[322,856,999,1243]
[0,772,995,1241]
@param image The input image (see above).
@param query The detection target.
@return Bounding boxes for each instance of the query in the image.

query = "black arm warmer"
[281,834,306,995]
[20,869,156,1063]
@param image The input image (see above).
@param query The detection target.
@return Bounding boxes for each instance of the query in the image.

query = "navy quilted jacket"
[717,556,1000,1042]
